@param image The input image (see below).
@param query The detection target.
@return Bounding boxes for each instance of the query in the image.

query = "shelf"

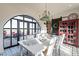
[59,19,78,47]
[67,41,75,45]
[64,42,75,45]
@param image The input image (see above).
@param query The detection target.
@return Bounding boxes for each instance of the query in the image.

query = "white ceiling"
[0,3,79,18]
[0,3,79,37]
[0,3,79,13]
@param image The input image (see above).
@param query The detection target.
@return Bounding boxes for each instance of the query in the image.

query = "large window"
[3,15,41,49]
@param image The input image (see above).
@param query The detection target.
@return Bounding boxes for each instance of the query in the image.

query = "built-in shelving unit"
[59,19,79,47]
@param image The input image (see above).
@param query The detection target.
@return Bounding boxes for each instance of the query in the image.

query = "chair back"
[54,34,65,55]
[46,37,57,56]
[35,35,58,56]
[26,35,34,40]
[55,34,65,49]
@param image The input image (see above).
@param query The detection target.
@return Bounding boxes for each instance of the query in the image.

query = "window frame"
[3,15,41,49]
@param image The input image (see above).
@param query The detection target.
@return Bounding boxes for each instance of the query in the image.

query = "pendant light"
[40,3,51,21]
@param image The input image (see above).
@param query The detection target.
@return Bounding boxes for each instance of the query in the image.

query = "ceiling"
[0,3,79,18]
[0,3,79,39]
[0,3,79,13]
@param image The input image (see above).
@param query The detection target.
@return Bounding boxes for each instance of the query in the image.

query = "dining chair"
[26,35,34,40]
[46,37,57,56]
[54,34,65,56]
[35,37,57,56]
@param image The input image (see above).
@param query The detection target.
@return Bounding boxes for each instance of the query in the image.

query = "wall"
[56,6,79,19]
[0,3,79,53]
[0,4,47,53]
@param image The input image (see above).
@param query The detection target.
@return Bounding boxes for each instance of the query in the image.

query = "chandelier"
[39,3,51,21]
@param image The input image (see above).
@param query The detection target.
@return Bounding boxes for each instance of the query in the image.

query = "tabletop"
[18,39,44,55]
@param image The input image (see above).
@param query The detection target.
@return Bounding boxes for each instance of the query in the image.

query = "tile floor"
[1,44,79,56]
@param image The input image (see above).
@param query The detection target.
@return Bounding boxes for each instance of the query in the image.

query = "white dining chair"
[35,37,57,56]
[54,34,65,56]
[46,37,57,56]
[26,35,34,40]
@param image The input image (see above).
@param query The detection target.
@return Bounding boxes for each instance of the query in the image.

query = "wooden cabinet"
[59,19,79,47]
[52,17,62,35]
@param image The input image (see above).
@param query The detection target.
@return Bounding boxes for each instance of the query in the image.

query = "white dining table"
[18,39,44,56]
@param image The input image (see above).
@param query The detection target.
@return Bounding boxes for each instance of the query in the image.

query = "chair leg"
[54,48,57,56]
[72,46,73,56]
[58,46,60,56]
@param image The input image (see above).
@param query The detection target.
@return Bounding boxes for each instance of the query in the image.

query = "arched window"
[3,15,41,49]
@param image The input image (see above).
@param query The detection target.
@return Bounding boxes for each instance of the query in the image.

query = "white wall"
[0,4,47,53]
[0,3,79,53]
[56,6,79,18]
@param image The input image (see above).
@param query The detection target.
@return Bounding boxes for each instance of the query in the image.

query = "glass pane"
[24,18,32,22]
[30,23,33,28]
[24,29,27,35]
[24,22,27,28]
[4,38,11,48]
[14,16,23,20]
[3,29,10,38]
[33,23,35,28]
[19,29,23,36]
[12,20,17,28]
[12,29,17,37]
[12,37,17,45]
[4,20,10,28]
[20,22,23,28]
[33,30,35,34]
[19,29,23,41]
[12,29,17,45]
[3,29,11,48]
[33,20,36,22]
[36,30,38,34]
[29,29,32,35]
[24,29,27,39]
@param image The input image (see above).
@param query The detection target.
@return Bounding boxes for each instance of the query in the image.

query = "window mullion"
[23,16,24,40]
[10,19,12,46]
